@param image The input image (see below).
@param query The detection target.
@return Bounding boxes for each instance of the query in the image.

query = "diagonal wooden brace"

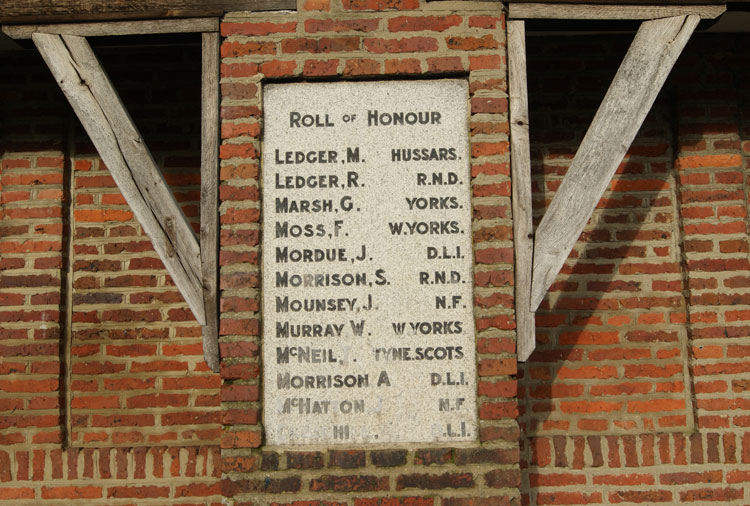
[530,15,699,312]
[34,32,206,325]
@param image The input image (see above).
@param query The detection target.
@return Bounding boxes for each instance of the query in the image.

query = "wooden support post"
[201,32,220,372]
[508,20,536,362]
[530,15,698,311]
[34,33,207,325]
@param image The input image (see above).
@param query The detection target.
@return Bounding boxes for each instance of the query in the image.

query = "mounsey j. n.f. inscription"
[262,80,476,445]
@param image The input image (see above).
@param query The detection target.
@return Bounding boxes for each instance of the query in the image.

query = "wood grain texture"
[3,17,217,39]
[509,3,725,19]
[201,32,220,373]
[1,0,294,23]
[530,15,698,311]
[508,20,536,362]
[33,32,206,325]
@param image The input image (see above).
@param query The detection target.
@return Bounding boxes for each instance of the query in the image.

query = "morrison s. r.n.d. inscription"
[262,80,476,445]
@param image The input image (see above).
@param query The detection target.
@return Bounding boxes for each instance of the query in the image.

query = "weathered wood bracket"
[529,15,699,311]
[509,14,699,360]
[508,20,535,362]
[508,3,725,20]
[200,32,220,372]
[34,31,221,370]
[3,17,218,39]
[33,33,221,370]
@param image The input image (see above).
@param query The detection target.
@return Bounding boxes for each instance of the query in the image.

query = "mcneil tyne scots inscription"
[262,81,477,445]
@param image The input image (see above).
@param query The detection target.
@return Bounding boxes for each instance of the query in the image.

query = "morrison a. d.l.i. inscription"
[262,80,476,445]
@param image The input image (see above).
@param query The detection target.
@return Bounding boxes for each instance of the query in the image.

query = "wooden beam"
[508,20,536,362]
[201,32,220,373]
[33,33,206,325]
[509,3,725,19]
[530,15,698,311]
[3,17,217,39]
[1,0,295,24]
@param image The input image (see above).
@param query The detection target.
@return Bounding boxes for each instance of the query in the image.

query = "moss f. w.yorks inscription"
[261,80,477,445]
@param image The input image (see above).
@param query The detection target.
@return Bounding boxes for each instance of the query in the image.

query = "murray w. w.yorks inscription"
[262,80,477,445]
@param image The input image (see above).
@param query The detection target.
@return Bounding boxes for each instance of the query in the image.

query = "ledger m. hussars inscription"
[262,80,477,445]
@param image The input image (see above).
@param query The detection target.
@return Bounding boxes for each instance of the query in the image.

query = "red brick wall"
[9,8,750,506]
[1,43,221,503]
[1,51,67,449]
[521,33,750,505]
[520,36,692,436]
[217,3,519,505]
[67,44,220,449]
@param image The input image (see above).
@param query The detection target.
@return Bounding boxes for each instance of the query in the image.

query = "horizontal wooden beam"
[509,3,725,19]
[530,14,699,311]
[1,0,295,24]
[3,17,217,39]
[34,32,207,325]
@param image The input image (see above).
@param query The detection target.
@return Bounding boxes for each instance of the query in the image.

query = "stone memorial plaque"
[262,80,476,445]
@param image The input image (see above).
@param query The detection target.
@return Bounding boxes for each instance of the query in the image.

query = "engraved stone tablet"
[262,80,476,445]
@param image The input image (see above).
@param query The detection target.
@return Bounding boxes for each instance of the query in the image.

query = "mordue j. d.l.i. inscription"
[262,80,476,445]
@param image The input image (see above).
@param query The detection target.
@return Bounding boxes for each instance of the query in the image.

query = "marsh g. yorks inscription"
[262,80,477,445]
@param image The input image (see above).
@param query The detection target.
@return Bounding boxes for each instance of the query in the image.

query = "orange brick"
[627,398,685,413]
[559,401,621,414]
